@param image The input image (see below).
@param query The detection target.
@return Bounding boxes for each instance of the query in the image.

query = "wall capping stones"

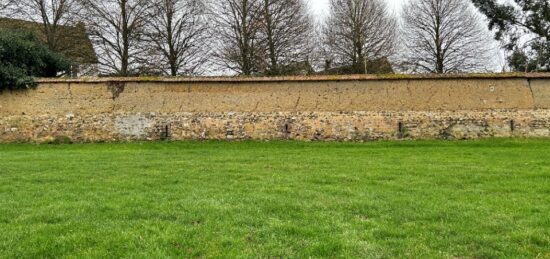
[37,73,550,84]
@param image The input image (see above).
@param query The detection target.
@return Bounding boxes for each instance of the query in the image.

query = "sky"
[310,0,408,17]
[308,0,505,71]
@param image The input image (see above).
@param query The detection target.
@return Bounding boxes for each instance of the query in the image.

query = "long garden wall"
[1,74,550,142]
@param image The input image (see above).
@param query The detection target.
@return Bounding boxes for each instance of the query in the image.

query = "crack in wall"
[526,78,537,109]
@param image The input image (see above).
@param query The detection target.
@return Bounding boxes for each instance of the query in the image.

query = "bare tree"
[210,0,264,75]
[146,0,209,76]
[323,0,397,74]
[401,0,494,73]
[16,0,81,52]
[259,0,314,75]
[79,0,151,76]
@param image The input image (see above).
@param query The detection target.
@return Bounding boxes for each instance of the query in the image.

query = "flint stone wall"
[1,75,549,142]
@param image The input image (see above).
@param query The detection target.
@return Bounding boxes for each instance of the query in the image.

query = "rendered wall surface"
[1,75,549,142]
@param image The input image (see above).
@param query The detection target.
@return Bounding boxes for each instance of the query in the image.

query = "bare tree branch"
[144,0,210,76]
[210,0,265,75]
[401,0,494,73]
[78,0,152,76]
[259,0,314,75]
[0,0,15,11]
[323,0,397,74]
[15,0,81,53]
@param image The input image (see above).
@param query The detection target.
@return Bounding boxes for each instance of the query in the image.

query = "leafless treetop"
[259,0,314,75]
[323,0,397,73]
[401,0,495,73]
[210,0,265,75]
[17,0,81,52]
[145,0,210,76]
[78,0,152,75]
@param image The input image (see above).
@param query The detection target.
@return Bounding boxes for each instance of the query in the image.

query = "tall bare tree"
[211,0,264,75]
[402,0,494,73]
[323,0,397,74]
[146,0,209,76]
[259,0,314,75]
[79,0,151,75]
[17,0,81,52]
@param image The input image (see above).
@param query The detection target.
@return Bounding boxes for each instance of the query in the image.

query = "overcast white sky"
[310,0,408,16]
[309,0,506,71]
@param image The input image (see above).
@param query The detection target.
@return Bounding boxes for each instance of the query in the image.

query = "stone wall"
[1,75,549,142]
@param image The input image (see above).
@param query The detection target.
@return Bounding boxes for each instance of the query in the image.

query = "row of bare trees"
[210,0,314,75]
[4,0,213,76]
[2,0,499,76]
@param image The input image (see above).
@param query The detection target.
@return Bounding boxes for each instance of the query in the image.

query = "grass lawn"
[0,140,549,258]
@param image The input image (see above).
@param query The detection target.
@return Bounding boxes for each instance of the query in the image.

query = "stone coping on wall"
[37,73,550,84]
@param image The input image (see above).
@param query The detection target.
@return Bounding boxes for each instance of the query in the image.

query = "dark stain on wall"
[107,82,126,100]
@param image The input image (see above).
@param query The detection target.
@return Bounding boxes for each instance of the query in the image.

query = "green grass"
[0,140,549,258]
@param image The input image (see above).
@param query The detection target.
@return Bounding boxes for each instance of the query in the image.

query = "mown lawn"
[0,140,549,258]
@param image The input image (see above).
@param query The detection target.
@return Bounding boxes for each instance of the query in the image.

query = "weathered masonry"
[1,74,550,142]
